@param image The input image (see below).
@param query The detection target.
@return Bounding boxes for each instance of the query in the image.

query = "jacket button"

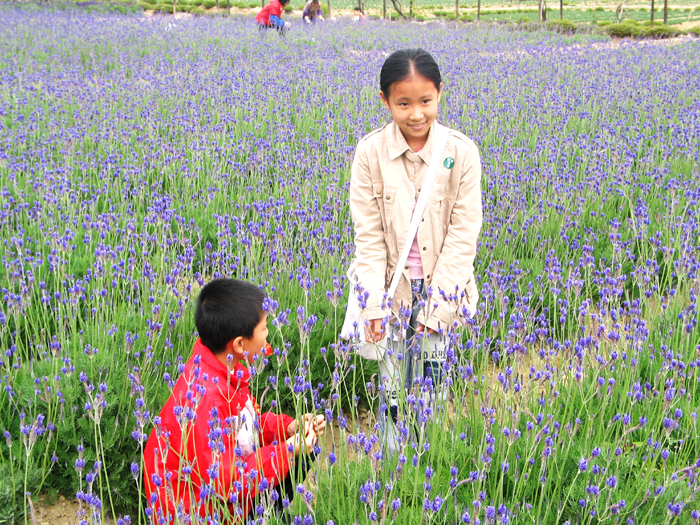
[422,247,427,251]
[426,274,430,279]
[404,265,409,270]
[385,195,391,201]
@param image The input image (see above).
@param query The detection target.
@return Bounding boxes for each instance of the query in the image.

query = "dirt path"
[34,495,83,525]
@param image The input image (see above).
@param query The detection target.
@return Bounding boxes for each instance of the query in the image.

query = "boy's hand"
[285,414,325,454]
[285,428,317,455]
[305,414,326,437]
[286,413,316,437]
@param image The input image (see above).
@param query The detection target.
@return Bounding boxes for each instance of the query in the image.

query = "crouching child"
[255,0,291,31]
[144,278,325,523]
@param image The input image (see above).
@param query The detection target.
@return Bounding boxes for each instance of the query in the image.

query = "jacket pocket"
[374,182,396,231]
[431,187,450,236]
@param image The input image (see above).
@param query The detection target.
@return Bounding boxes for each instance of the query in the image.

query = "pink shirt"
[407,237,424,279]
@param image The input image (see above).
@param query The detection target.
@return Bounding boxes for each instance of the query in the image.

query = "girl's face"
[380,73,442,152]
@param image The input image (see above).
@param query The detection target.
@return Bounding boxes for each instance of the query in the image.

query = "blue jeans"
[404,279,446,395]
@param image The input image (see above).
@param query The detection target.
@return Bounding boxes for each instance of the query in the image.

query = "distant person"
[144,278,325,522]
[302,0,324,23]
[256,0,291,30]
[353,6,366,22]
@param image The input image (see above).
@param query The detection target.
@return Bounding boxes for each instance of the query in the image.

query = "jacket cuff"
[361,306,387,322]
[279,414,295,440]
[417,303,454,333]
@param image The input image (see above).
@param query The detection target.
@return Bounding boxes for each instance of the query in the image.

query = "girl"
[255,0,290,30]
[349,48,482,451]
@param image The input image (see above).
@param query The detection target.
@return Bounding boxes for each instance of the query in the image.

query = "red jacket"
[143,339,294,522]
[255,0,283,25]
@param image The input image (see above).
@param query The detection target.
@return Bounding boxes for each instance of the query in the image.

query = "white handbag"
[341,126,450,360]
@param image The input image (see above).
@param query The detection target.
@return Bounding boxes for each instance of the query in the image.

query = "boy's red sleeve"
[260,412,295,445]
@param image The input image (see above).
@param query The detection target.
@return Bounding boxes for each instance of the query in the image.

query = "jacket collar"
[387,120,439,164]
[193,338,250,385]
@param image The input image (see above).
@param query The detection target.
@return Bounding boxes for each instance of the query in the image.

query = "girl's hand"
[415,323,435,336]
[365,319,383,343]
[286,420,298,437]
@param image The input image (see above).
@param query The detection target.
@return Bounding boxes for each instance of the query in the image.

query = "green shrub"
[547,19,576,33]
[638,7,647,11]
[597,20,611,26]
[460,13,473,22]
[641,24,683,38]
[249,2,260,7]
[603,22,642,37]
[176,3,192,11]
[515,15,531,23]
[414,14,425,21]
[202,0,216,7]
[687,25,700,35]
[433,10,447,17]
[142,0,157,5]
[596,6,604,11]
[191,7,206,13]
[154,3,173,11]
[283,3,293,11]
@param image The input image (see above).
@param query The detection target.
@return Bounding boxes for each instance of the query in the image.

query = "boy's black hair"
[380,48,442,98]
[354,6,362,10]
[280,0,290,6]
[195,278,266,354]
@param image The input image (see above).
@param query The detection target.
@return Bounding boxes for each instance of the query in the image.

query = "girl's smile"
[380,73,443,152]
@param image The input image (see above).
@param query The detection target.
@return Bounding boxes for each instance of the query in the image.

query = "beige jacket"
[349,120,482,331]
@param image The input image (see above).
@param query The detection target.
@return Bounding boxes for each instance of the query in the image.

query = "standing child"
[255,0,291,30]
[349,48,482,451]
[144,278,325,523]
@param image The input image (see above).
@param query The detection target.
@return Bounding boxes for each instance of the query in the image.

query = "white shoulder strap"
[387,125,449,299]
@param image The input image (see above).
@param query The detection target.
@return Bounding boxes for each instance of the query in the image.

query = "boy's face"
[240,313,269,364]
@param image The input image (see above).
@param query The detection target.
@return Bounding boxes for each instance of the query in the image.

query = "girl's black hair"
[195,278,266,354]
[380,48,442,97]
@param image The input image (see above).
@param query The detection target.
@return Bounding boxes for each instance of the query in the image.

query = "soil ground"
[34,408,374,523]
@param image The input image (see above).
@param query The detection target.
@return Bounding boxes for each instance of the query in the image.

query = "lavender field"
[1,9,699,525]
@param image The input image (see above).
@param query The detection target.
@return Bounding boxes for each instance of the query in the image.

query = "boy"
[353,6,366,22]
[144,278,325,523]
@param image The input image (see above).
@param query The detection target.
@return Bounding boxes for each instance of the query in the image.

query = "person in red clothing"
[255,0,290,30]
[143,278,325,524]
